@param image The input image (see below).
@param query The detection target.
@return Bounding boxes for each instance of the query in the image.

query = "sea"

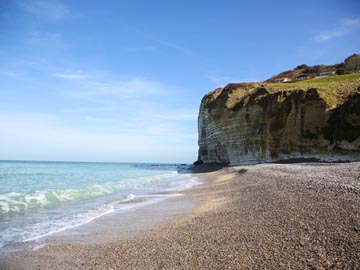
[0,160,199,251]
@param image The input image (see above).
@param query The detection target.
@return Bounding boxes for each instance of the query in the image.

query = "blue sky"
[0,0,359,163]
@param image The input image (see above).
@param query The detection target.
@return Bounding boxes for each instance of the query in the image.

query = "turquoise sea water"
[0,160,198,249]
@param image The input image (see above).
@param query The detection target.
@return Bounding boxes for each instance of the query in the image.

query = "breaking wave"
[0,173,177,214]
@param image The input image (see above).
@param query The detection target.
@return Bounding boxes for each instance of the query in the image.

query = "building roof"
[274,77,290,81]
[319,70,336,75]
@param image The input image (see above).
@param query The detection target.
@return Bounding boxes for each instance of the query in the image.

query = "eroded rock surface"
[197,83,360,164]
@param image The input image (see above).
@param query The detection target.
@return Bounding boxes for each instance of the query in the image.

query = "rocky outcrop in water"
[197,83,360,164]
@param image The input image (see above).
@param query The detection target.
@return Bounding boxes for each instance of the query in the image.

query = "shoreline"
[1,162,359,269]
[0,164,200,252]
[0,171,202,253]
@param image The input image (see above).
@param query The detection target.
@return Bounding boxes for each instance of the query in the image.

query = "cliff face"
[197,83,360,164]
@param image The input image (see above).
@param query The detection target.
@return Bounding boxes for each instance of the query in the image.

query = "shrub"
[294,64,308,70]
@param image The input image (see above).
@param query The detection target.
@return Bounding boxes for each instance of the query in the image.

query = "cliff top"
[203,73,360,110]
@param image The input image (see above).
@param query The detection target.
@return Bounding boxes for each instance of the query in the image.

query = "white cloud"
[208,75,260,85]
[316,31,344,42]
[55,73,87,79]
[315,18,360,42]
[125,45,158,53]
[0,71,199,162]
[63,107,113,113]
[63,76,197,125]
[341,18,360,26]
[208,75,232,87]
[67,77,175,102]
[154,112,198,121]
[135,30,201,58]
[83,116,115,123]
[1,71,20,77]
[26,32,69,50]
[18,0,69,20]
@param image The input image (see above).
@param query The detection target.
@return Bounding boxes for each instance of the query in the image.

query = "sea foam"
[0,161,198,249]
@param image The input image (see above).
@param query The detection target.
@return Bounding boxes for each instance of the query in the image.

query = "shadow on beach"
[180,164,227,174]
[272,157,353,164]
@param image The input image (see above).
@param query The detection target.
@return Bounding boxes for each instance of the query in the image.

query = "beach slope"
[1,162,359,269]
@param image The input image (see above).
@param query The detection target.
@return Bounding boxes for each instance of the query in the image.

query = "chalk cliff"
[197,82,360,164]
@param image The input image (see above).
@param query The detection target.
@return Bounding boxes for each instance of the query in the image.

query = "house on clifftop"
[319,70,336,77]
[296,74,310,81]
[274,77,291,83]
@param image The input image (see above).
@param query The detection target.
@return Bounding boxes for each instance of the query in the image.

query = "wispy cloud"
[26,32,69,50]
[342,18,360,26]
[68,77,172,101]
[315,18,360,42]
[125,45,158,53]
[63,74,197,134]
[82,116,115,123]
[17,0,70,20]
[55,73,88,80]
[135,30,200,58]
[207,75,232,87]
[63,107,113,113]
[207,74,260,85]
[0,71,20,77]
[0,67,198,162]
[154,111,198,121]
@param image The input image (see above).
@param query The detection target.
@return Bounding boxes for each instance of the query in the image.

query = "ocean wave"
[0,173,201,248]
[0,191,179,248]
[0,202,116,248]
[0,172,177,214]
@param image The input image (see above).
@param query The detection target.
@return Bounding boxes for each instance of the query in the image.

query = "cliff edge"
[197,75,360,164]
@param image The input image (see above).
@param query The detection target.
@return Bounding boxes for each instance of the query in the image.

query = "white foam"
[0,170,201,249]
[0,172,181,214]
[158,174,202,192]
[123,193,135,202]
[112,193,183,212]
[22,205,115,244]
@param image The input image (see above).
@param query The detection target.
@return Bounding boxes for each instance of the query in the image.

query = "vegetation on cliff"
[267,54,360,82]
[198,72,360,164]
[264,73,360,109]
[204,73,360,111]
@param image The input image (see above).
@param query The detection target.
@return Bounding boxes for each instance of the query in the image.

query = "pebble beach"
[1,162,359,269]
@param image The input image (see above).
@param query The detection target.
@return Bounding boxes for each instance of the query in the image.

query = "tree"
[344,54,360,71]
[294,64,308,70]
[336,67,346,75]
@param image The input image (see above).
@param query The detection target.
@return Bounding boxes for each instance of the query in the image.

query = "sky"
[0,0,359,163]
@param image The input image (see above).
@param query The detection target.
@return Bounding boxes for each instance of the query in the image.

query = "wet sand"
[1,162,359,269]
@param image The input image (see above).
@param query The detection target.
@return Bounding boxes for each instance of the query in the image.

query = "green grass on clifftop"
[263,73,360,109]
[204,73,360,111]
